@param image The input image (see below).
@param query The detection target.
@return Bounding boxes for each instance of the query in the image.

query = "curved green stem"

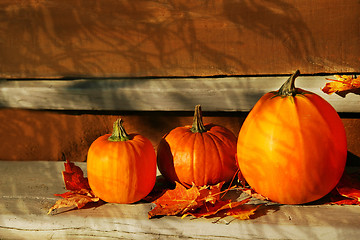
[108,118,130,142]
[278,70,300,96]
[190,105,207,133]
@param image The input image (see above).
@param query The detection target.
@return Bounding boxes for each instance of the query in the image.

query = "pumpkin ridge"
[191,132,202,186]
[116,141,131,201]
[298,94,346,186]
[172,129,193,161]
[293,94,344,202]
[135,136,157,193]
[126,141,140,201]
[195,132,205,185]
[170,130,197,187]
[171,132,188,186]
[266,98,300,201]
[180,132,196,187]
[214,127,237,147]
[289,95,306,201]
[206,133,224,183]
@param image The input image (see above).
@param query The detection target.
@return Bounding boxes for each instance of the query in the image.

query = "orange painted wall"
[0,0,359,78]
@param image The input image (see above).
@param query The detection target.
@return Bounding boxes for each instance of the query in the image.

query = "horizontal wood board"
[1,161,360,240]
[1,108,360,162]
[1,75,359,112]
[0,0,359,78]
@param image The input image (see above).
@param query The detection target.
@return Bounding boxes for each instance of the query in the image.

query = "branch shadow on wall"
[0,0,316,78]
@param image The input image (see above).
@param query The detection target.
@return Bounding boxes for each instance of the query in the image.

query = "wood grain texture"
[1,161,360,240]
[0,0,359,78]
[1,75,359,112]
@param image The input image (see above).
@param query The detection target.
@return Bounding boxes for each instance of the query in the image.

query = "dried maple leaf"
[48,160,100,214]
[148,182,200,218]
[322,75,360,95]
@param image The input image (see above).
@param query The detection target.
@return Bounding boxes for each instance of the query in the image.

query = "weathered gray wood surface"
[1,161,360,240]
[1,75,359,112]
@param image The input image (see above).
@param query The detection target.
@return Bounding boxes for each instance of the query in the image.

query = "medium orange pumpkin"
[157,105,238,187]
[87,119,156,203]
[237,70,347,204]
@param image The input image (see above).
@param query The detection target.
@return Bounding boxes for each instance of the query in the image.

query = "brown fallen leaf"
[186,197,251,218]
[242,187,269,201]
[322,75,360,95]
[48,160,100,214]
[224,204,261,220]
[48,190,99,214]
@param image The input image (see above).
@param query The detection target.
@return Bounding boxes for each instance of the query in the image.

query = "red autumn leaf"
[337,187,360,202]
[328,171,360,205]
[322,75,360,95]
[48,160,100,214]
[335,172,360,204]
[329,196,359,205]
[62,159,90,191]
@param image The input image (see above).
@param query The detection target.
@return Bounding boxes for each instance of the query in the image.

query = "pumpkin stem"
[191,105,207,133]
[108,118,130,142]
[278,70,301,96]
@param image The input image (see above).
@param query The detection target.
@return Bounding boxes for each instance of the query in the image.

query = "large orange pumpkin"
[87,119,156,203]
[237,70,347,204]
[157,105,238,187]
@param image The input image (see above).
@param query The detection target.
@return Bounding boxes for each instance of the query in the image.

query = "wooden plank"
[0,0,359,78]
[1,161,360,240]
[0,75,359,112]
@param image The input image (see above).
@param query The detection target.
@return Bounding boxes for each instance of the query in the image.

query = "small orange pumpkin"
[87,119,156,203]
[237,70,347,204]
[157,105,238,187]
